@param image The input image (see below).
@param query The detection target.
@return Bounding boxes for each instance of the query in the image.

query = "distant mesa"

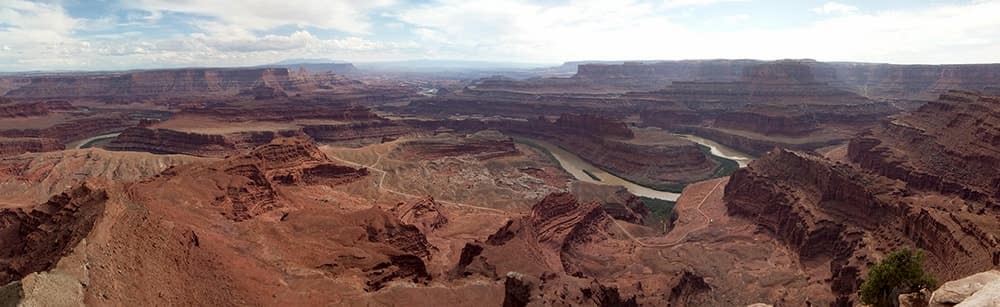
[240,84,288,100]
[2,64,363,100]
[263,59,359,76]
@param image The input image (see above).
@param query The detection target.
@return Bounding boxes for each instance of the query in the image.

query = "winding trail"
[328,152,506,214]
[609,179,725,248]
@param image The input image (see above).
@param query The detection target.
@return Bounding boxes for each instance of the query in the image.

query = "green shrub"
[859,248,937,307]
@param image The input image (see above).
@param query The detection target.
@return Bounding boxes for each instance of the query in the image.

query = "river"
[71,133,121,149]
[676,134,754,168]
[522,135,753,201]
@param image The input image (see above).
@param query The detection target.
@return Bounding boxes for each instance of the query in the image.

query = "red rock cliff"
[725,148,1000,305]
[5,68,313,99]
[848,90,1000,202]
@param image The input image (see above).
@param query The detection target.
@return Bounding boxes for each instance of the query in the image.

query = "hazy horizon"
[3,0,1000,71]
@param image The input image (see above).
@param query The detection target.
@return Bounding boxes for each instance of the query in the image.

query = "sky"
[1,0,1000,71]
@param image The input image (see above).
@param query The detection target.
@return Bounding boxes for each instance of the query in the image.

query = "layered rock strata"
[0,138,64,157]
[180,98,381,122]
[154,137,368,221]
[6,68,314,99]
[848,90,1000,203]
[105,127,308,158]
[390,130,519,161]
[0,101,73,118]
[0,185,108,284]
[303,120,413,146]
[725,148,1000,305]
[0,114,135,144]
[503,115,719,186]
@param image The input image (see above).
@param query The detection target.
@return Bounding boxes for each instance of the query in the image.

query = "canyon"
[723,90,1000,305]
[0,59,999,306]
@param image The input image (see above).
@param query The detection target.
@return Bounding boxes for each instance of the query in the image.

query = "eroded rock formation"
[159,137,369,220]
[502,115,719,186]
[303,120,413,147]
[638,61,894,155]
[570,182,649,224]
[0,101,73,118]
[390,130,519,161]
[848,90,1000,203]
[0,184,108,284]
[0,138,64,157]
[6,68,316,99]
[106,127,309,158]
[0,114,136,144]
[725,147,1000,305]
[390,197,450,233]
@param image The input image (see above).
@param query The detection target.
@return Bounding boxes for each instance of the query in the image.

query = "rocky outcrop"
[0,147,205,205]
[570,182,648,224]
[327,208,435,291]
[638,60,889,136]
[554,113,633,139]
[572,59,1000,100]
[929,270,1000,307]
[153,137,367,221]
[476,193,615,279]
[5,68,315,99]
[743,60,819,84]
[350,207,434,259]
[826,62,1000,100]
[223,138,368,220]
[0,114,135,144]
[503,115,719,186]
[498,271,639,307]
[106,127,309,158]
[182,98,381,122]
[528,193,610,261]
[573,60,755,91]
[0,138,63,157]
[390,130,519,161]
[0,100,73,118]
[406,87,637,119]
[502,272,535,307]
[403,115,720,186]
[666,271,713,307]
[264,62,359,76]
[302,120,413,146]
[725,148,1000,305]
[0,184,108,284]
[240,84,288,100]
[849,90,1000,203]
[390,197,449,233]
[106,127,238,157]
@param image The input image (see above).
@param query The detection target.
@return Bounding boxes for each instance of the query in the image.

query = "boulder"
[929,270,1000,307]
[956,280,1000,307]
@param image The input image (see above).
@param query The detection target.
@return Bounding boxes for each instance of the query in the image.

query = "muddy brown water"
[525,135,753,201]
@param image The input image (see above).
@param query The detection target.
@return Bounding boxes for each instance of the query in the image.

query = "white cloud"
[662,0,746,9]
[723,14,751,22]
[812,2,859,15]
[390,0,1000,64]
[0,0,79,33]
[3,0,1000,70]
[124,0,395,34]
[395,0,689,61]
